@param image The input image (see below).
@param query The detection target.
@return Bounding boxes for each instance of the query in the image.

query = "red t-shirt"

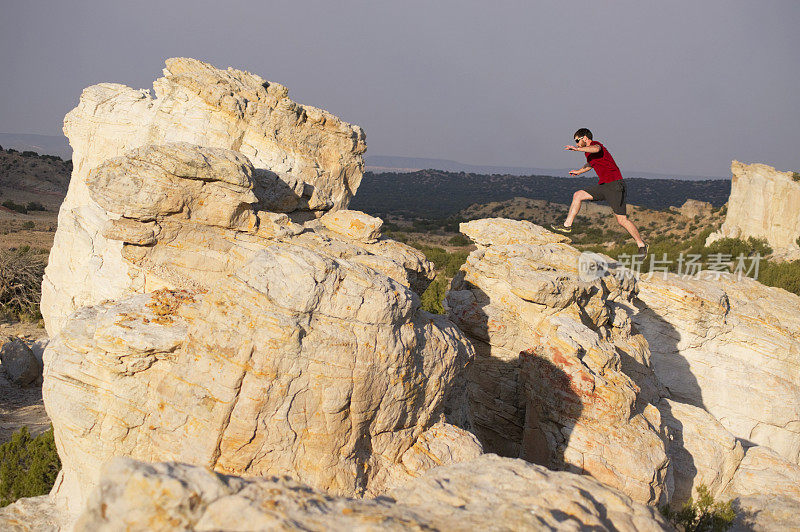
[585,140,623,184]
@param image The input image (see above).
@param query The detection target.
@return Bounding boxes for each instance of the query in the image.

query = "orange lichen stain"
[113,313,137,329]
[349,219,366,231]
[341,507,354,516]
[145,289,198,325]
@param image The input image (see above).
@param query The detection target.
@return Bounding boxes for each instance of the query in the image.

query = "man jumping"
[550,128,648,258]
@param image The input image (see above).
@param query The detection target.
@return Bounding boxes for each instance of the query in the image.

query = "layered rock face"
[444,218,800,528]
[444,219,670,505]
[41,141,479,522]
[65,455,671,531]
[635,272,800,464]
[42,57,367,336]
[706,160,800,260]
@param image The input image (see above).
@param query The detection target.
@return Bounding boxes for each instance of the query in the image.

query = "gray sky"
[2,0,798,176]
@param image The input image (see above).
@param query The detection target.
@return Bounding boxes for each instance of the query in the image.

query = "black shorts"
[583,179,627,215]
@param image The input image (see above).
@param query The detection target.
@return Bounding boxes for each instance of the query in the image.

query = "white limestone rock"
[319,209,383,243]
[633,272,800,464]
[706,161,800,261]
[0,495,60,532]
[42,57,366,337]
[658,398,744,506]
[68,455,671,531]
[445,218,670,505]
[43,246,476,524]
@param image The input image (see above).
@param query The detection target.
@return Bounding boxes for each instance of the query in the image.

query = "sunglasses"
[574,138,582,143]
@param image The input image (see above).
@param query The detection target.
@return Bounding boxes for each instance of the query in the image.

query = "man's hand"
[564,145,579,151]
[569,169,582,175]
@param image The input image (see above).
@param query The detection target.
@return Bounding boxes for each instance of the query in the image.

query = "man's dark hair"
[574,128,593,140]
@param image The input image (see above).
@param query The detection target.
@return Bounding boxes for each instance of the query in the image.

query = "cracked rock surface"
[64,455,671,531]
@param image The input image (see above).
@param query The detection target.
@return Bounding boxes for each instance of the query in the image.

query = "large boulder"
[42,57,367,337]
[722,446,800,531]
[66,455,671,531]
[0,337,41,385]
[706,160,800,260]
[658,398,744,506]
[633,272,800,464]
[41,142,478,525]
[444,218,670,505]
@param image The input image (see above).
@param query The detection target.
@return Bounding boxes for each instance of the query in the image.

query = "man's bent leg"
[615,214,645,247]
[565,190,594,226]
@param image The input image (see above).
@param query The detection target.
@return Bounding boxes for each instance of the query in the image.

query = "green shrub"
[420,275,448,314]
[448,234,471,246]
[411,244,469,277]
[0,427,61,507]
[21,221,34,230]
[2,201,27,214]
[792,171,800,182]
[660,484,735,531]
[706,236,772,258]
[758,260,800,296]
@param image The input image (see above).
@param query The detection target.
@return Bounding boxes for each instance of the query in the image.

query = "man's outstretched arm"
[564,144,601,153]
[569,163,592,176]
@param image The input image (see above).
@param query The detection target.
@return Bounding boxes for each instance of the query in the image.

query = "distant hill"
[349,169,730,219]
[0,147,71,210]
[365,155,727,181]
[0,133,72,160]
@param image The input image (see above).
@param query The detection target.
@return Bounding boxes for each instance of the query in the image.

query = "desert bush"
[706,236,772,258]
[448,234,471,246]
[0,248,46,320]
[792,171,800,182]
[758,260,800,296]
[25,202,46,212]
[2,201,27,214]
[0,427,61,507]
[411,244,469,277]
[21,221,34,230]
[660,484,735,531]
[420,275,448,314]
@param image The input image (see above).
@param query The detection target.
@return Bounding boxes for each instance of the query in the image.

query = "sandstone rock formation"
[634,272,800,464]
[0,495,60,532]
[40,141,479,524]
[722,445,800,531]
[658,398,744,505]
[706,160,800,260]
[42,57,367,337]
[16,56,800,530]
[443,217,800,529]
[66,455,671,531]
[444,218,670,505]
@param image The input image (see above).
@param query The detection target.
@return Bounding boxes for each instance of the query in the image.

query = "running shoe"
[550,223,573,234]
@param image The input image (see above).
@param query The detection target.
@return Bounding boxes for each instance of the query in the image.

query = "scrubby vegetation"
[409,243,471,314]
[0,427,61,507]
[660,484,735,531]
[0,248,46,321]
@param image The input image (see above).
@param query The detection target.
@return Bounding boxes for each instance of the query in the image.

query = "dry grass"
[0,248,46,321]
